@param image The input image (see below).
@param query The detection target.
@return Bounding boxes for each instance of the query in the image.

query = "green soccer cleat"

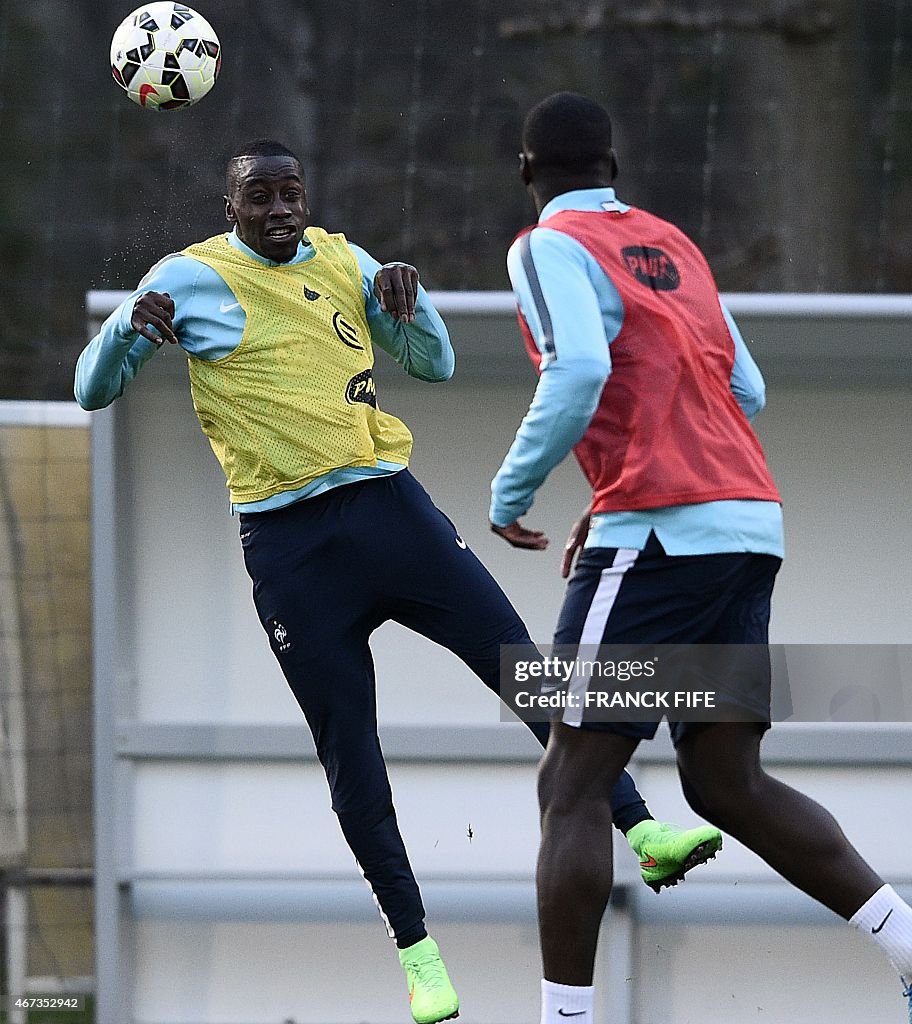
[399,935,460,1023]
[627,820,723,892]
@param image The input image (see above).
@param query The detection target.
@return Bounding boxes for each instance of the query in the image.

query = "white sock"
[849,884,912,980]
[541,979,594,1024]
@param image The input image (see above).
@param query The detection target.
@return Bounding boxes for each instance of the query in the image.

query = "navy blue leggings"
[240,471,648,943]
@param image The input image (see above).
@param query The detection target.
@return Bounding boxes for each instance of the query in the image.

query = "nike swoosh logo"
[872,909,893,934]
[639,856,658,868]
[557,1011,585,1018]
[220,300,242,313]
[455,535,467,549]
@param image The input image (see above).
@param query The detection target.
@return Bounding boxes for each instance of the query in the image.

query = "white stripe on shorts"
[563,547,640,727]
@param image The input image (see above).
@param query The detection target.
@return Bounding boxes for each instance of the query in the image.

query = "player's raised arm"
[351,244,454,382]
[75,256,192,411]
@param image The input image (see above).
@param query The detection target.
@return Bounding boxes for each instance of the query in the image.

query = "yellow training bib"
[182,230,413,503]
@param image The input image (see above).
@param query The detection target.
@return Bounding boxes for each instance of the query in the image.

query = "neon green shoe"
[399,935,460,1023]
[627,820,723,892]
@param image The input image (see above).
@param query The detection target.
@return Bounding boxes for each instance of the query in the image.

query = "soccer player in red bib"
[490,92,912,1024]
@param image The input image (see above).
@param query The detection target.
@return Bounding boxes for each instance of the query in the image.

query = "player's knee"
[537,753,563,814]
[536,730,611,818]
[679,758,767,828]
[683,783,735,828]
[536,748,588,819]
[680,775,713,822]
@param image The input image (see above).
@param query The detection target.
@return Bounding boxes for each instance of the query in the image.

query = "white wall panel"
[133,921,542,1024]
[131,918,908,1024]
[93,296,912,1024]
[132,763,540,878]
[635,764,912,883]
[115,364,912,727]
[636,923,901,1024]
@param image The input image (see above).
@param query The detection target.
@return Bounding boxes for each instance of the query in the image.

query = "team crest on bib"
[333,311,364,350]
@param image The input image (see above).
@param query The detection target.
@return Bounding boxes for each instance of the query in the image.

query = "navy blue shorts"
[553,531,781,744]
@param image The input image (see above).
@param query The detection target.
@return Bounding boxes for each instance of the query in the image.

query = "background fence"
[0,402,93,1023]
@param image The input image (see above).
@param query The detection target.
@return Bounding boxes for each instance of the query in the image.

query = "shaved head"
[522,92,613,173]
[226,139,303,196]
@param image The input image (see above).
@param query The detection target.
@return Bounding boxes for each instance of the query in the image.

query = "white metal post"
[6,884,27,1024]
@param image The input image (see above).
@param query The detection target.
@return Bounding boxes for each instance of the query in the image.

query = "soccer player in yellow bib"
[77,139,719,1023]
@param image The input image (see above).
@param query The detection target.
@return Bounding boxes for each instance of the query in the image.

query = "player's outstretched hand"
[374,263,418,324]
[132,291,178,346]
[560,510,591,578]
[491,520,549,550]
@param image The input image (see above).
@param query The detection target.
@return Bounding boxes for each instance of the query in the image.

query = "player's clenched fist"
[374,263,418,324]
[132,291,178,346]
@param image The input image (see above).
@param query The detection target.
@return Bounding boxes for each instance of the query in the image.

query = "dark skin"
[539,720,884,984]
[489,150,617,555]
[131,153,419,345]
[503,142,884,988]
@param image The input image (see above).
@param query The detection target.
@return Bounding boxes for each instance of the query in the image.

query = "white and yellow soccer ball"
[110,3,220,110]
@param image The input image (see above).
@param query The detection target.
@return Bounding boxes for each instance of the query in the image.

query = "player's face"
[226,156,308,262]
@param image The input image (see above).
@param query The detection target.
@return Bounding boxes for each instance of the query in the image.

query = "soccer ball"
[110,3,220,110]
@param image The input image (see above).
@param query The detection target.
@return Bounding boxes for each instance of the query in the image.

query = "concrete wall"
[91,299,912,1024]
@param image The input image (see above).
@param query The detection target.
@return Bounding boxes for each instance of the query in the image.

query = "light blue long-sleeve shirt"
[76,228,454,512]
[490,188,784,557]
